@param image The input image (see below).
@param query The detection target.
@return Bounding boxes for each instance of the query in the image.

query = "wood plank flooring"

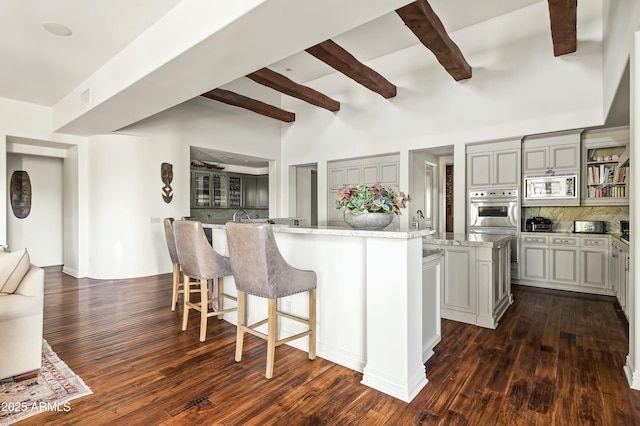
[17,266,640,425]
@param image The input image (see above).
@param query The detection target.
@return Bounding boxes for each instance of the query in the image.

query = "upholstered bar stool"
[225,222,316,379]
[173,220,237,342]
[163,218,198,311]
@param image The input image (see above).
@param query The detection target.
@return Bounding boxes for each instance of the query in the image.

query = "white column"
[361,236,428,402]
[625,29,640,389]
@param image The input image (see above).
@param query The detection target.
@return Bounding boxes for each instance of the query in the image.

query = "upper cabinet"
[522,129,581,175]
[466,139,521,189]
[581,126,629,206]
[243,175,269,208]
[191,169,268,209]
[192,171,228,208]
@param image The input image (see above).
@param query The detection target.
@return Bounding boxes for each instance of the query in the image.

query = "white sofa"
[0,249,44,380]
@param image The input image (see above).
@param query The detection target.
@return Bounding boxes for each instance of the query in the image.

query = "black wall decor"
[161,162,173,203]
[10,170,31,219]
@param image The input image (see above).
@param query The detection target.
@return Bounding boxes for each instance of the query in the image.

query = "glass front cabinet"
[191,171,228,208]
[581,126,629,206]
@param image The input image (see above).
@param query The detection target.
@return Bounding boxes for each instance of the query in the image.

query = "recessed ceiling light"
[43,22,73,36]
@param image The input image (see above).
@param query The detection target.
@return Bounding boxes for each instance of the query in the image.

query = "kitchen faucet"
[415,209,425,229]
[232,209,250,222]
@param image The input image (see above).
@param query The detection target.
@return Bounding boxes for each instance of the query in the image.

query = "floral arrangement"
[335,183,410,215]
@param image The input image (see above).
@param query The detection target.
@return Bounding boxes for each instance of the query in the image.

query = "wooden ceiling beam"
[247,68,340,112]
[547,0,577,56]
[305,39,396,99]
[396,0,471,81]
[201,88,295,123]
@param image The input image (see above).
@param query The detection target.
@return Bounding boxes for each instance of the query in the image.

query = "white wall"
[100,95,282,278]
[603,0,640,118]
[6,154,63,266]
[281,1,605,231]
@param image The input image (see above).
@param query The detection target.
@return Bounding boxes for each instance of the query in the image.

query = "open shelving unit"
[582,127,629,206]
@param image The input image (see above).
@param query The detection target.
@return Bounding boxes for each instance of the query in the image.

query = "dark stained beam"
[396,0,471,81]
[201,88,295,123]
[305,40,396,99]
[247,68,340,112]
[547,0,577,56]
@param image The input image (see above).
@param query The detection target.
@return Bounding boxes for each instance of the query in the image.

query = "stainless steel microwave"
[524,173,578,201]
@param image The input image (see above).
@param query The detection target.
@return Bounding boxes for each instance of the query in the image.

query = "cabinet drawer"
[522,235,549,245]
[550,236,578,246]
[580,237,608,248]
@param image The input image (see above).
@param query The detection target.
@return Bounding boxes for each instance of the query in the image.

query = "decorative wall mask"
[161,162,173,203]
[10,170,32,219]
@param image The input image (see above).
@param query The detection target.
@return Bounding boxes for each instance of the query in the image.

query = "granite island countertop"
[423,232,514,248]
[202,222,437,240]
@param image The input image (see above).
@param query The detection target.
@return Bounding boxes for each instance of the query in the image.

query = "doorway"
[292,164,318,226]
[6,153,64,266]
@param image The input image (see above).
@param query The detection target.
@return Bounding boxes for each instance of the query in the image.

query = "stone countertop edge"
[202,222,436,240]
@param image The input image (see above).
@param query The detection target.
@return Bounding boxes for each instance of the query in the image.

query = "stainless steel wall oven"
[469,188,519,263]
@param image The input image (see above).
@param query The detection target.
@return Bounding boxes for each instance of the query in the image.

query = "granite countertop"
[202,222,437,240]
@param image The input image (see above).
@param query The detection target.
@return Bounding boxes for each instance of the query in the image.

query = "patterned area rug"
[0,340,92,425]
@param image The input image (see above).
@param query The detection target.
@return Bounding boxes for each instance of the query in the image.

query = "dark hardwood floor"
[19,266,640,425]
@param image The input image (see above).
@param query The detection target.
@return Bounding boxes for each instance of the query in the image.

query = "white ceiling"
[0,0,182,106]
[0,0,628,166]
[0,0,541,108]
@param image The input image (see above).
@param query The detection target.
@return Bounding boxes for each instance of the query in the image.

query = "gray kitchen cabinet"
[423,241,512,329]
[611,239,629,318]
[242,175,269,208]
[522,129,581,175]
[579,236,609,290]
[191,170,267,209]
[466,140,521,189]
[549,236,579,286]
[256,175,269,208]
[516,233,613,295]
[520,234,549,283]
[191,171,228,208]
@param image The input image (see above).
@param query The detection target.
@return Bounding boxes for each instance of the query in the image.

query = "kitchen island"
[423,233,514,329]
[204,222,436,403]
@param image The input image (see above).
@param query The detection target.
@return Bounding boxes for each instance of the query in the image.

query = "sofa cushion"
[0,249,31,294]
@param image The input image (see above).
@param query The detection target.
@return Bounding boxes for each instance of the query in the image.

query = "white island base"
[424,233,514,329]
[205,223,439,402]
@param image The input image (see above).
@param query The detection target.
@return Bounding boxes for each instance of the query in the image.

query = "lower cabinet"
[521,235,549,282]
[422,251,443,363]
[579,237,609,290]
[515,233,611,295]
[424,240,512,329]
[549,236,579,285]
[611,239,629,318]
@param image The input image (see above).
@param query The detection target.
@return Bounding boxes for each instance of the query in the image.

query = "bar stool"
[173,220,237,342]
[225,222,316,379]
[163,218,198,311]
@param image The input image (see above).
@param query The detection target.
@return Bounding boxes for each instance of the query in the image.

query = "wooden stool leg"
[217,276,224,320]
[308,289,316,360]
[171,263,180,311]
[199,278,208,342]
[235,291,247,362]
[266,298,278,379]
[182,275,191,331]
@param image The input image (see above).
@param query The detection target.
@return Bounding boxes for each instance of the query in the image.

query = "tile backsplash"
[523,206,629,233]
